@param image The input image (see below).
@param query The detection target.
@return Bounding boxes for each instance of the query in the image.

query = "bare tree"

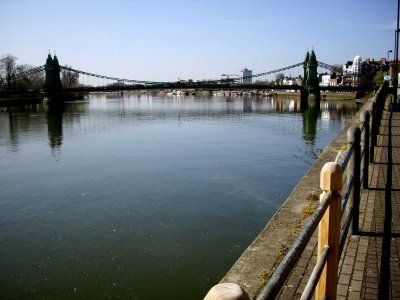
[15,64,44,91]
[61,65,79,88]
[0,54,17,91]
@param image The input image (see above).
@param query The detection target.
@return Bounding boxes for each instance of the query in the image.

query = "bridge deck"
[276,98,400,299]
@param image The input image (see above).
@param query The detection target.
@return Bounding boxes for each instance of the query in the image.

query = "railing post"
[376,82,387,121]
[369,101,376,163]
[348,126,361,235]
[316,162,342,300]
[204,283,250,300]
[360,110,370,189]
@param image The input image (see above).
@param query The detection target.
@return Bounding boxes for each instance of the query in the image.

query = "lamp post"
[394,0,400,109]
[387,49,393,61]
[387,50,393,74]
[395,30,399,108]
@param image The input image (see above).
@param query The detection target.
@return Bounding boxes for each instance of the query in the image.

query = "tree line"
[0,54,79,92]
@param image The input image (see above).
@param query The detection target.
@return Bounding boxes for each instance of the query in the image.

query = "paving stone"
[350,280,362,292]
[337,284,348,296]
[352,270,364,281]
[339,273,351,285]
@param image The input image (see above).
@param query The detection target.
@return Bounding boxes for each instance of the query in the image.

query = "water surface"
[0,93,356,299]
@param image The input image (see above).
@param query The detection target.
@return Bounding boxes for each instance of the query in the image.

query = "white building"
[240,68,252,84]
[343,54,362,75]
[320,74,331,87]
[282,77,296,85]
[352,54,362,74]
[343,54,362,86]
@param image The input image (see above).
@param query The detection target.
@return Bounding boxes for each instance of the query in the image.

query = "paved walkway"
[276,99,400,299]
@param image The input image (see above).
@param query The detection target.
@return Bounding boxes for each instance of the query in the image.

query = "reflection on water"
[46,104,64,154]
[0,94,357,300]
[1,95,356,155]
[302,101,320,142]
[243,97,252,112]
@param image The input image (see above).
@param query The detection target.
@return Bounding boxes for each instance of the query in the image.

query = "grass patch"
[335,144,348,151]
[301,190,320,219]
[301,202,316,219]
[259,269,273,286]
[277,244,289,258]
[290,222,301,235]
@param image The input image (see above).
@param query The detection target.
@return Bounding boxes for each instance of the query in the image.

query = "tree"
[15,64,44,90]
[61,66,79,88]
[0,53,45,91]
[333,64,343,74]
[0,54,17,91]
[275,73,285,85]
[254,79,274,86]
[372,70,384,87]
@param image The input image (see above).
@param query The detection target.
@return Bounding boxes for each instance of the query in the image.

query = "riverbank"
[218,93,371,298]
[0,92,43,106]
[159,89,359,100]
[0,89,361,106]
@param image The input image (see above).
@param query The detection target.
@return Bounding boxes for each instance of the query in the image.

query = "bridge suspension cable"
[231,61,344,83]
[60,66,170,86]
[227,62,305,83]
[316,61,342,73]
[253,62,304,78]
[12,65,45,81]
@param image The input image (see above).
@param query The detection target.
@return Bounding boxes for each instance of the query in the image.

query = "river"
[0,93,357,299]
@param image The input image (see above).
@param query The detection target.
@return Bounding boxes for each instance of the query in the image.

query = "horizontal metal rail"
[341,175,353,213]
[300,246,330,300]
[340,142,354,171]
[339,210,353,256]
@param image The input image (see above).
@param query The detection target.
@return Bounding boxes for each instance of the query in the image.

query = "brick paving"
[276,99,400,299]
[335,101,400,300]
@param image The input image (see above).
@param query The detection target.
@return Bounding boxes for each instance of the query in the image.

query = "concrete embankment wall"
[219,97,374,298]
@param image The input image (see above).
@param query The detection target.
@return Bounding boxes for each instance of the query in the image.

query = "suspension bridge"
[8,51,362,102]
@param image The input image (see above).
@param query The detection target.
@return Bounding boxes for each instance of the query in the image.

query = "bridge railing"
[204,82,388,300]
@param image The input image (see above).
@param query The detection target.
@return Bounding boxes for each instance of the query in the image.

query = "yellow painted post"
[204,283,250,300]
[316,162,342,299]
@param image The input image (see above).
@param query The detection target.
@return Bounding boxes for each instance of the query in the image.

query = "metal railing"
[204,82,388,300]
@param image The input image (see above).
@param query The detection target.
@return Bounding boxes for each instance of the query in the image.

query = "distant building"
[343,54,362,75]
[320,74,331,87]
[342,54,363,86]
[240,68,252,84]
[282,77,298,92]
[319,72,339,87]
[282,77,296,85]
[330,78,339,86]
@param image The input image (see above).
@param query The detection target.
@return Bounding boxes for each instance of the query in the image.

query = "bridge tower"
[44,54,62,99]
[301,50,321,108]
[303,50,320,97]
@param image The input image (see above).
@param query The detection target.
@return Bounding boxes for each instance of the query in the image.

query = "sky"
[1,0,398,82]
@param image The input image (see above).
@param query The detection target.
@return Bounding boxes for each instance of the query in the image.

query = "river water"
[0,93,356,299]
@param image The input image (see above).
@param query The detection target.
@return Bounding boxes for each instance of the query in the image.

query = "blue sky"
[1,0,397,82]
